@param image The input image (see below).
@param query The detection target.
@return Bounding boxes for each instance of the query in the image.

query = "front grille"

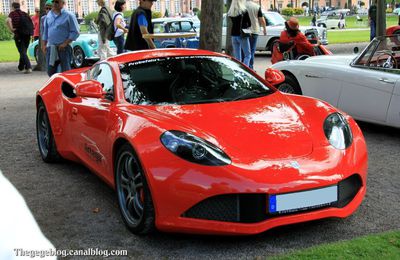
[182,194,267,223]
[182,174,363,223]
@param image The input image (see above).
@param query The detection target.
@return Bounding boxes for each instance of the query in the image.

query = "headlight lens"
[88,39,97,48]
[323,112,353,149]
[160,130,231,166]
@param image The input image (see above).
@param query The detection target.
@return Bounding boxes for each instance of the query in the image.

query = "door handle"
[72,107,78,115]
[305,74,323,78]
[379,78,395,84]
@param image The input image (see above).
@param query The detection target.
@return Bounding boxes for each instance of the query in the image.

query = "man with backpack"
[6,2,33,74]
[95,0,115,60]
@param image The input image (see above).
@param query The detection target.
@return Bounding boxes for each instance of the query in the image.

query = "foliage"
[286,3,293,8]
[281,8,294,16]
[360,1,365,6]
[293,8,304,15]
[152,11,162,19]
[386,7,393,13]
[84,11,98,25]
[123,10,133,18]
[0,15,13,41]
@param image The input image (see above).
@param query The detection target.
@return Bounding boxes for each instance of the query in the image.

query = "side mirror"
[353,47,359,54]
[265,68,285,86]
[75,80,104,98]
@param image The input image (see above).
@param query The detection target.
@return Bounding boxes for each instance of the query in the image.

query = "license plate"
[269,185,337,214]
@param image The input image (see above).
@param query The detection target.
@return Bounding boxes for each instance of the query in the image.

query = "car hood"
[144,93,314,160]
[302,54,356,65]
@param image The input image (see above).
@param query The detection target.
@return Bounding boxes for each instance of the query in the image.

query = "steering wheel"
[375,51,398,69]
[170,77,209,103]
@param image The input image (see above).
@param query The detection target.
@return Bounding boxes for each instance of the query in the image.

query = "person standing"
[40,0,53,37]
[113,0,129,54]
[368,0,377,41]
[42,0,80,77]
[95,0,115,60]
[6,2,33,73]
[125,0,157,51]
[32,7,40,41]
[245,0,266,69]
[228,0,252,67]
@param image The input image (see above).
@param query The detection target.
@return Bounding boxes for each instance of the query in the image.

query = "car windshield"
[353,36,400,71]
[120,56,273,105]
[265,12,285,26]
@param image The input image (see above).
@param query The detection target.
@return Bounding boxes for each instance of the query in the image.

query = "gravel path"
[0,60,399,259]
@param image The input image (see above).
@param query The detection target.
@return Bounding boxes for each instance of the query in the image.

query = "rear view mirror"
[353,47,359,54]
[264,68,285,86]
[75,80,104,98]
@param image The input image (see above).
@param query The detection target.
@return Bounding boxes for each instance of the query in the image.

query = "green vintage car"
[28,23,117,68]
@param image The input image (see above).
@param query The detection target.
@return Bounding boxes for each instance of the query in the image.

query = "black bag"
[106,12,119,41]
[17,12,33,36]
[240,13,251,38]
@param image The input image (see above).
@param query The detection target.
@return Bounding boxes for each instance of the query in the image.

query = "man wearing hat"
[279,17,318,57]
[125,0,157,51]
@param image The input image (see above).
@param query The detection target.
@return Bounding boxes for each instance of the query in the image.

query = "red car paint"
[37,49,367,235]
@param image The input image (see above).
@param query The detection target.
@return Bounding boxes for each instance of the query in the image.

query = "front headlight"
[323,113,353,149]
[160,130,231,166]
[88,39,97,48]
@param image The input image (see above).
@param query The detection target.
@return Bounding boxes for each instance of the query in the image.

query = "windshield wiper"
[230,90,267,101]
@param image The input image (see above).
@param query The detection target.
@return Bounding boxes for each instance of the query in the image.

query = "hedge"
[281,8,294,16]
[0,14,13,41]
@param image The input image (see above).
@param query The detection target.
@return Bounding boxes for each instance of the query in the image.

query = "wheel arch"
[281,70,303,95]
[266,37,279,51]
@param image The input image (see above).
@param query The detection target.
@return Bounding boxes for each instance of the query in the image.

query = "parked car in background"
[271,35,400,128]
[152,17,199,48]
[317,14,344,29]
[222,12,328,53]
[28,23,117,68]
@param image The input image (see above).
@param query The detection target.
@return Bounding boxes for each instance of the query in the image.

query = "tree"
[199,0,223,52]
[376,0,386,37]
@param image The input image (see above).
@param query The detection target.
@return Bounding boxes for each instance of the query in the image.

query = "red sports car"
[36,49,367,235]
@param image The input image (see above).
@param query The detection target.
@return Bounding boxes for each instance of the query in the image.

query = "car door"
[338,38,399,123]
[70,63,118,176]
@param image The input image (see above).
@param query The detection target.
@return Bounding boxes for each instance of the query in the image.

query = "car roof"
[107,49,226,64]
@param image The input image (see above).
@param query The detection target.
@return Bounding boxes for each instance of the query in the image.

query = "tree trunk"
[199,0,223,52]
[37,0,46,71]
[225,0,233,55]
[376,0,386,38]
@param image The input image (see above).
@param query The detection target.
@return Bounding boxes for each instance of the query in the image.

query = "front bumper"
[140,129,367,235]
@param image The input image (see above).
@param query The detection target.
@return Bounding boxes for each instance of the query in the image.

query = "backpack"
[103,8,117,41]
[17,11,33,36]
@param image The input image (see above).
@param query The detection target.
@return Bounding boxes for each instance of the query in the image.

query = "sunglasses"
[46,7,52,10]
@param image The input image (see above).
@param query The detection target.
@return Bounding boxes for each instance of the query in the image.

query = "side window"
[181,21,193,32]
[92,64,114,99]
[170,22,180,32]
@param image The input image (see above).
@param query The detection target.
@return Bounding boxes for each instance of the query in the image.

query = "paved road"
[0,59,399,259]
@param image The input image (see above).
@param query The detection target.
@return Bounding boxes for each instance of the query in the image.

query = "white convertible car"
[222,11,328,52]
[271,35,400,128]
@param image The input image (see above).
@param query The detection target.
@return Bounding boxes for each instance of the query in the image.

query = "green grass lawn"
[271,230,400,260]
[328,30,370,44]
[0,40,20,62]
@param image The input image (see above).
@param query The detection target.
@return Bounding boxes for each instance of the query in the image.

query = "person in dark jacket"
[125,0,157,51]
[95,0,115,60]
[6,2,33,73]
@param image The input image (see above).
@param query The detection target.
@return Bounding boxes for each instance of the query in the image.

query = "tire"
[34,46,39,63]
[268,38,279,54]
[393,30,400,35]
[115,143,155,235]
[72,46,86,68]
[277,74,302,95]
[36,101,61,163]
